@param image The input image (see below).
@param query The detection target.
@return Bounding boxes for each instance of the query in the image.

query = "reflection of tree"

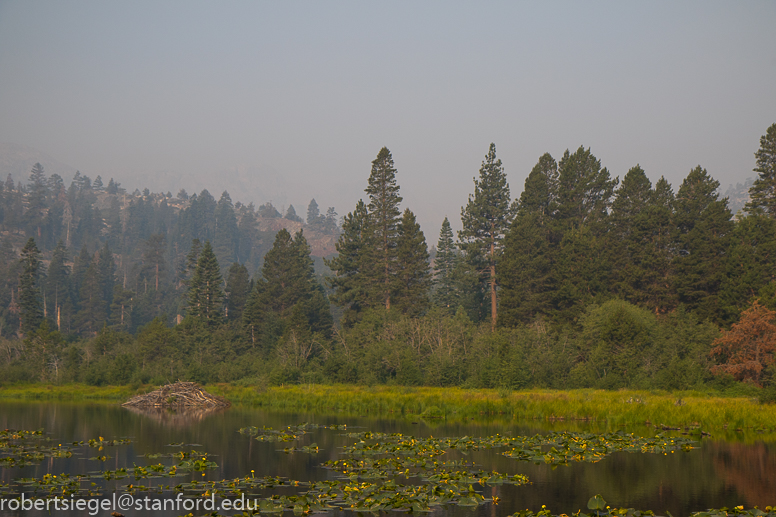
[710,441,776,507]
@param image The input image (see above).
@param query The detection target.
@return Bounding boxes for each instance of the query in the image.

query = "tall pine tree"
[18,238,43,335]
[364,147,402,311]
[187,241,224,326]
[326,200,370,325]
[459,143,514,330]
[393,209,431,316]
[433,217,458,311]
[673,166,734,324]
[499,153,558,325]
[746,123,776,216]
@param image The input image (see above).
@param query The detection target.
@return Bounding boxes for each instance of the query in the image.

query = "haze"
[1,1,774,236]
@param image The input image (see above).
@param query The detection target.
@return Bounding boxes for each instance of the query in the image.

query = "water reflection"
[0,401,774,517]
[122,405,229,428]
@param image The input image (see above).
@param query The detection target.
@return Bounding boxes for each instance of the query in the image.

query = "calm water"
[0,401,774,516]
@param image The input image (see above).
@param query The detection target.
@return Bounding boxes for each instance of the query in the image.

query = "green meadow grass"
[2,383,774,434]
[208,384,776,432]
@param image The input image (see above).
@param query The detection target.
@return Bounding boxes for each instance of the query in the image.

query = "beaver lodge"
[122,381,230,409]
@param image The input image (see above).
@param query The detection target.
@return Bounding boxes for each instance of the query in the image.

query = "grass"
[0,383,134,402]
[207,384,776,432]
[2,383,774,433]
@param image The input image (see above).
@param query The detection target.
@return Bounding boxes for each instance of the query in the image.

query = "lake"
[0,401,774,516]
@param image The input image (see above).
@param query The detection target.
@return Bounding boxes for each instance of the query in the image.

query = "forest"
[1,123,775,393]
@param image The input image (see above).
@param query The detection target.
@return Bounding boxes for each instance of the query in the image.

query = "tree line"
[1,123,775,391]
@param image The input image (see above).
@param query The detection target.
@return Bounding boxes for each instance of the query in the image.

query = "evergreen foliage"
[326,200,370,325]
[432,217,458,311]
[459,143,514,329]
[364,147,403,311]
[18,238,43,335]
[393,209,431,317]
[673,166,734,323]
[746,123,776,216]
[187,241,224,326]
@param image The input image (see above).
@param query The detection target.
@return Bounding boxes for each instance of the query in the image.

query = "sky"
[1,1,775,237]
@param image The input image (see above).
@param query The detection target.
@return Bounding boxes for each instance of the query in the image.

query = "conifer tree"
[214,191,238,268]
[97,242,116,309]
[285,204,303,223]
[326,200,370,324]
[673,166,734,323]
[459,143,514,330]
[644,177,677,314]
[140,234,166,292]
[433,217,458,310]
[608,166,655,305]
[19,238,43,334]
[307,199,320,225]
[25,163,49,240]
[365,147,402,311]
[187,241,224,325]
[393,209,431,316]
[499,153,558,325]
[225,263,250,322]
[746,123,776,216]
[76,259,107,334]
[550,147,617,321]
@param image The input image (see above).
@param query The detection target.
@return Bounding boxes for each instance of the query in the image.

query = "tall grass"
[0,384,134,401]
[209,384,776,431]
[2,383,774,433]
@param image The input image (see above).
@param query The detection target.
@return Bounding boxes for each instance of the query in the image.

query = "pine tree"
[324,207,339,234]
[307,199,320,225]
[721,212,776,315]
[285,204,303,223]
[18,238,43,334]
[365,147,403,311]
[746,123,776,216]
[433,217,458,310]
[326,200,370,324]
[644,177,676,314]
[139,234,166,292]
[459,143,514,330]
[214,191,238,268]
[187,241,224,325]
[97,243,116,312]
[225,262,250,322]
[109,284,135,331]
[393,209,431,316]
[550,147,617,321]
[555,146,617,230]
[76,259,107,334]
[609,166,655,305]
[499,153,558,325]
[260,229,316,316]
[245,229,331,346]
[673,166,734,323]
[25,163,49,240]
[44,241,71,331]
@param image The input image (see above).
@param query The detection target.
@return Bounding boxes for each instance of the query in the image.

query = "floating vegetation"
[0,424,709,514]
[122,381,230,409]
[238,423,348,442]
[0,429,130,468]
[507,495,776,517]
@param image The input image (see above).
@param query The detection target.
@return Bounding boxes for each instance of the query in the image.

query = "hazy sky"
[1,1,774,236]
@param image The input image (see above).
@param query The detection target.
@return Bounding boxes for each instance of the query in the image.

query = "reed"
[2,383,774,434]
[209,384,776,432]
[0,384,133,401]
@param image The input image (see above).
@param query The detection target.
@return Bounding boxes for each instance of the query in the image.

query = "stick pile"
[122,382,230,409]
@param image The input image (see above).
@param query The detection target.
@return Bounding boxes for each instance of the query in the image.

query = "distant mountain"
[723,178,753,216]
[0,142,78,183]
